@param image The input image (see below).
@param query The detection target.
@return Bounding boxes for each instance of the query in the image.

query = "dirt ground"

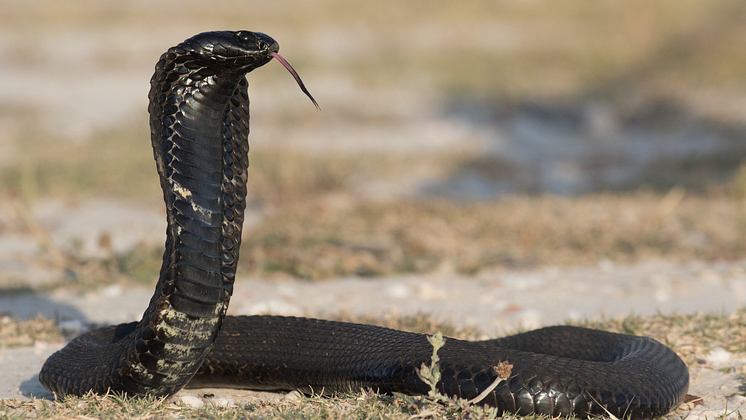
[1,239,746,417]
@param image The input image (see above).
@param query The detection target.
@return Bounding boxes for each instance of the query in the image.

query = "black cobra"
[39,31,689,419]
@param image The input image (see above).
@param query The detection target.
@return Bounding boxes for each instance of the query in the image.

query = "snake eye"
[238,31,253,42]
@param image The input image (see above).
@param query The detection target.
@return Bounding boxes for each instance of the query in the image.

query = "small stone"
[209,397,236,408]
[705,347,731,365]
[179,394,204,409]
[283,391,302,402]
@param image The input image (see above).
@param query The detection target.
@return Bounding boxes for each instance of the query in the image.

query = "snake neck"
[117,45,253,395]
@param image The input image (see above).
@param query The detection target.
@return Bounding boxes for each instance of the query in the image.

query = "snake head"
[175,30,279,75]
[162,30,318,108]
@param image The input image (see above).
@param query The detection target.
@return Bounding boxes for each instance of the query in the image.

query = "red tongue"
[270,52,319,110]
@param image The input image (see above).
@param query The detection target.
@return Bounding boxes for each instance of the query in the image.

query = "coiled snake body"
[39,31,689,419]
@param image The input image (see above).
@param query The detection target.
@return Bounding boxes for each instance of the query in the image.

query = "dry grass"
[4,141,744,284]
[241,188,746,279]
[573,307,746,366]
[0,391,526,420]
[13,137,736,284]
[2,309,745,419]
[0,316,62,349]
[0,129,157,202]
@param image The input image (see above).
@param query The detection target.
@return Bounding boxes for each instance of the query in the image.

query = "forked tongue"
[270,52,320,110]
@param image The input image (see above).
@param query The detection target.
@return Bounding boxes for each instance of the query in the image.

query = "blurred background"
[1,0,745,288]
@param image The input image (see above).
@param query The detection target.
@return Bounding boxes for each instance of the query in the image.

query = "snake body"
[38,31,689,419]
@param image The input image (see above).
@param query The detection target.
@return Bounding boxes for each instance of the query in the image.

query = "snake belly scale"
[38,31,689,419]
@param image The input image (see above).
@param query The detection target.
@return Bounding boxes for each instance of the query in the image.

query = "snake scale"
[38,31,689,419]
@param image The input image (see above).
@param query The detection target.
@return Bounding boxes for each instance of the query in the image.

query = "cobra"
[38,30,688,419]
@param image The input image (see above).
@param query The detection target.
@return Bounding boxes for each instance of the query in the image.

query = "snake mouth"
[270,51,320,110]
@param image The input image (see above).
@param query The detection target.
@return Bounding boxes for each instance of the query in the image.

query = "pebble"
[283,391,303,402]
[179,394,204,409]
[705,347,731,365]
[209,397,236,408]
